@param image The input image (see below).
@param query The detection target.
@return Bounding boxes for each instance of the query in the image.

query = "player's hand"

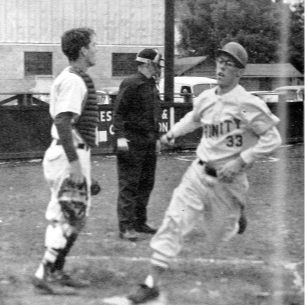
[218,157,247,183]
[69,159,85,185]
[160,131,175,146]
[117,137,129,152]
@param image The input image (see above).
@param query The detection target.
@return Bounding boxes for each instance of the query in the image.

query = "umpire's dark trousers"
[116,139,157,233]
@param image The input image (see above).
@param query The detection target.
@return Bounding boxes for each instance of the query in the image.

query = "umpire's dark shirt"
[113,71,161,144]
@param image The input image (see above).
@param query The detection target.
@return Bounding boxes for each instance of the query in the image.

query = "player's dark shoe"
[119,229,139,241]
[32,276,55,295]
[135,224,157,234]
[237,207,247,234]
[127,284,160,304]
[50,271,90,288]
[32,276,77,295]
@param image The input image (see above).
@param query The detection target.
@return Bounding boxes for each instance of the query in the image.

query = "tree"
[290,0,305,27]
[287,1,304,72]
[176,0,304,73]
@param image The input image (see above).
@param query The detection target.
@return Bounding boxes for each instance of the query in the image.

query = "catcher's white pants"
[150,158,249,269]
[42,141,92,250]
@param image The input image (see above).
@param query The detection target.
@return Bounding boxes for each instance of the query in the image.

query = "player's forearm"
[170,111,201,138]
[240,126,282,164]
[54,112,79,162]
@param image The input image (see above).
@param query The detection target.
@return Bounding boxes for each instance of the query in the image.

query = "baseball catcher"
[32,28,100,295]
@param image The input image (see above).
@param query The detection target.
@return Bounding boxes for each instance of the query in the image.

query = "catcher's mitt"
[91,178,101,196]
[58,177,88,225]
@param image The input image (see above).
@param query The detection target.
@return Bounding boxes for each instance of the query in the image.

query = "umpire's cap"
[136,48,164,67]
[217,42,248,68]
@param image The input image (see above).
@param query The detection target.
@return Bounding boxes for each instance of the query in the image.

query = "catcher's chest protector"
[71,68,99,148]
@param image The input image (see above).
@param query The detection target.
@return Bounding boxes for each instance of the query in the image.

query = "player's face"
[216,56,243,89]
[83,34,98,67]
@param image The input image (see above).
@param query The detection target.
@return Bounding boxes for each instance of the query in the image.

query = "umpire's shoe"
[135,224,157,234]
[119,229,139,241]
[127,284,160,304]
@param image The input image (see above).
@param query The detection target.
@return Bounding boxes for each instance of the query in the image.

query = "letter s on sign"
[106,111,112,122]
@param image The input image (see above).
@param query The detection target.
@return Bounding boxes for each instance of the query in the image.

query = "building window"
[24,52,52,76]
[112,53,137,76]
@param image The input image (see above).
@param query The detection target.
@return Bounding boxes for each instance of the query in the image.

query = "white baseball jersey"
[149,84,282,269]
[49,67,87,142]
[171,84,281,165]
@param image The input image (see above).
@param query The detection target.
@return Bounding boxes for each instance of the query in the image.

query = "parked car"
[159,76,217,103]
[249,91,280,103]
[273,85,304,102]
[97,87,119,104]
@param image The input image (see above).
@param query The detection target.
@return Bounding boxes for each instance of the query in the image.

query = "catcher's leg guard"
[58,178,88,227]
[35,256,57,280]
[53,233,78,272]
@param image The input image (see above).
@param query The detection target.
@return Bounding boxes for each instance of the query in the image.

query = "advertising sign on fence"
[0,99,303,159]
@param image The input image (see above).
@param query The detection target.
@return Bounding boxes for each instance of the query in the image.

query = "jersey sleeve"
[170,93,204,138]
[240,126,282,164]
[239,95,280,135]
[53,75,87,117]
[239,95,282,163]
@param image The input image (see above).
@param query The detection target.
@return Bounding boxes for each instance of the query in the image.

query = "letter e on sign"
[100,111,106,122]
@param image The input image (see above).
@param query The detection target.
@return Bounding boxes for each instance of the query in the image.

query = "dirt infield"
[0,144,303,305]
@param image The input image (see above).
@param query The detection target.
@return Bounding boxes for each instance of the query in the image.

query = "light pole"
[164,0,175,103]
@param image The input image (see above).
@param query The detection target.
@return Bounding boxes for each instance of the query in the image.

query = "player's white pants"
[150,158,249,269]
[42,141,92,250]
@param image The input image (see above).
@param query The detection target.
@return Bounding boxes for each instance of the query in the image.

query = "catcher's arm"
[54,112,84,184]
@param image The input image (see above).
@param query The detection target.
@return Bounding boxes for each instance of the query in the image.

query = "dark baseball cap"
[216,42,248,68]
[136,48,164,66]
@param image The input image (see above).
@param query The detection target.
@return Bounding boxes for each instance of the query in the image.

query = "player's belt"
[56,140,89,151]
[198,160,217,177]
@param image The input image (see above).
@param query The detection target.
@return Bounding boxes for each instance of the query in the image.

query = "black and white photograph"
[0,1,303,304]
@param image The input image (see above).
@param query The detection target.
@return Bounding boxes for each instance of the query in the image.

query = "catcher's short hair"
[61,27,96,62]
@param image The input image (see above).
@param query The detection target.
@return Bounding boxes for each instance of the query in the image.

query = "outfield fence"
[0,93,303,160]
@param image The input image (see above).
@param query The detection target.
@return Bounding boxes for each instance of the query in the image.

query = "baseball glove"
[58,177,88,225]
[91,178,101,196]
[205,163,217,177]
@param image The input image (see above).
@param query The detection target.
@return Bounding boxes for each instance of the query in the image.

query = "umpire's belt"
[56,140,89,151]
[198,160,217,177]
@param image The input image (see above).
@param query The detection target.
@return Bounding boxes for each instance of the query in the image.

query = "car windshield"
[193,83,217,97]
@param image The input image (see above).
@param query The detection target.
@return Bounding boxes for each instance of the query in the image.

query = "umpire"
[113,48,163,241]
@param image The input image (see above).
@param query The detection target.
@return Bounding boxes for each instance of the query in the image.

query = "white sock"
[35,263,45,279]
[144,275,154,288]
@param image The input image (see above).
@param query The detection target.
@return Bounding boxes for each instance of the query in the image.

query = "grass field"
[0,143,303,305]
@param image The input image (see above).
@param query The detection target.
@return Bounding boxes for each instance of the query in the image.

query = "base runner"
[127,42,282,304]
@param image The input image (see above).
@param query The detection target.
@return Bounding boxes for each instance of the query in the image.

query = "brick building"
[0,0,165,93]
